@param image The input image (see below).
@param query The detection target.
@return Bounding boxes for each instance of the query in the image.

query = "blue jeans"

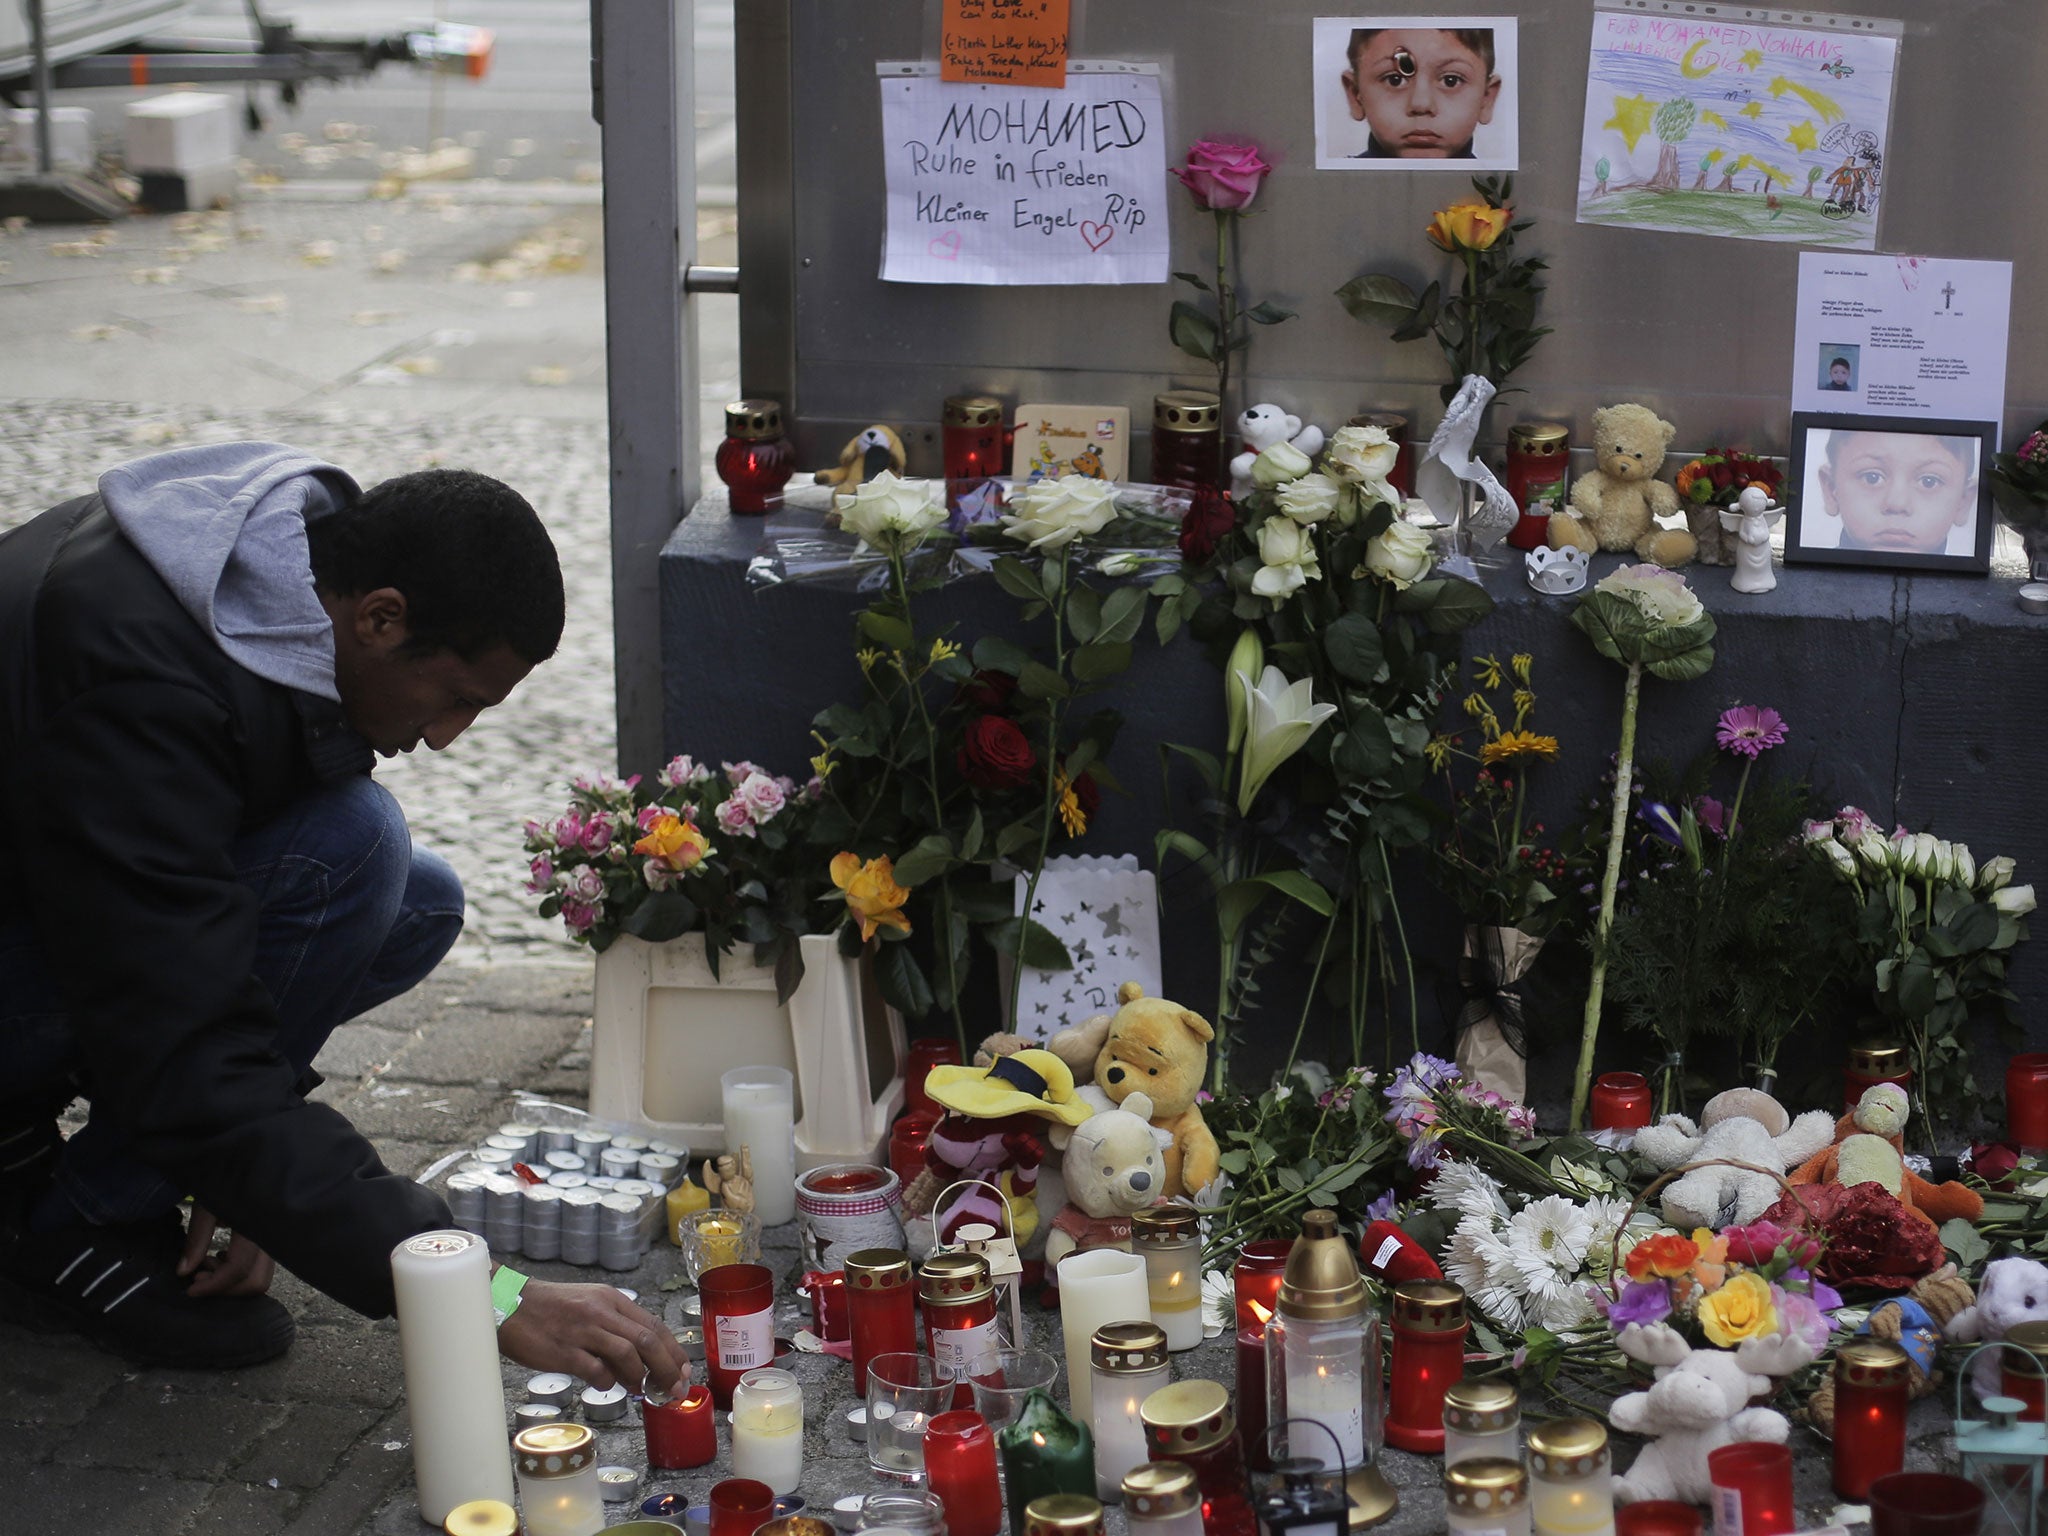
[0,777,464,1227]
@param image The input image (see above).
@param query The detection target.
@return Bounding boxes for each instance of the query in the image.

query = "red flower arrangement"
[1674,448,1784,509]
[1178,483,1236,565]
[1757,1183,1944,1292]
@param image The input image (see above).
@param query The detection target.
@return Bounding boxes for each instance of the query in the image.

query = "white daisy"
[1505,1195,1597,1295]
[1424,1160,1512,1226]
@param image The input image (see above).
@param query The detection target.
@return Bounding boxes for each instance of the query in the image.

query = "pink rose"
[643,862,676,892]
[658,754,708,788]
[637,804,667,833]
[714,796,756,839]
[553,812,584,847]
[803,775,826,802]
[722,760,762,783]
[1172,140,1272,212]
[580,812,614,854]
[564,866,605,904]
[560,897,599,934]
[524,854,555,894]
[738,771,786,822]
[522,818,554,848]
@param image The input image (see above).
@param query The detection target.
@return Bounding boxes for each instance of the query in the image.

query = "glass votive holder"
[857,1490,948,1536]
[709,1479,777,1536]
[1442,1376,1520,1468]
[1527,1418,1614,1536]
[1614,1502,1705,1536]
[967,1347,1062,1438]
[681,1206,762,1284]
[924,1410,1005,1536]
[1705,1441,1793,1536]
[512,1422,605,1536]
[867,1350,959,1483]
[1444,1456,1530,1536]
[1866,1471,1989,1536]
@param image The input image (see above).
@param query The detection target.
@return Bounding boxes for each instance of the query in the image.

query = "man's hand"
[497,1279,692,1395]
[178,1206,277,1298]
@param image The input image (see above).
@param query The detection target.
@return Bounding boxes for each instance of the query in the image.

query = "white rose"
[1325,423,1400,485]
[1817,839,1857,881]
[1251,441,1312,489]
[1001,474,1119,550]
[1852,828,1896,874]
[1594,563,1705,628]
[835,471,946,554]
[1360,520,1434,590]
[1096,551,1143,577]
[1994,884,2037,917]
[1275,472,1342,525]
[1250,516,1320,601]
[1979,855,2017,894]
[1953,842,1977,888]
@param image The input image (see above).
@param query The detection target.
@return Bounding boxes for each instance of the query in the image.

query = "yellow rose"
[1698,1270,1777,1346]
[633,811,710,872]
[830,851,913,941]
[1425,201,1513,253]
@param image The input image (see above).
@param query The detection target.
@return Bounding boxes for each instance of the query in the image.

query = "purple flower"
[1716,705,1788,759]
[1695,795,1727,838]
[1641,802,1684,846]
[560,896,600,934]
[1608,1281,1673,1327]
[1772,1285,1832,1351]
[1364,1189,1399,1223]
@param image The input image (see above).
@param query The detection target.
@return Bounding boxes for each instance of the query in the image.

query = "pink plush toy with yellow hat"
[899,1047,1096,1256]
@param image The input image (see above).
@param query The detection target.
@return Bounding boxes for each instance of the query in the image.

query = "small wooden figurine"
[702,1146,756,1216]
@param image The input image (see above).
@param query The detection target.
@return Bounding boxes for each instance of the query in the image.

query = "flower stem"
[1007,552,1070,1034]
[1572,660,1643,1131]
[1726,757,1754,842]
[1215,210,1235,457]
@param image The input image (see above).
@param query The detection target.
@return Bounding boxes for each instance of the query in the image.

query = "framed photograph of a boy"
[1312,17,1519,171]
[1785,413,1996,574]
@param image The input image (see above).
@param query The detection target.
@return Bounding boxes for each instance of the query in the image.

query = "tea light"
[845,1405,870,1441]
[1446,1457,1531,1536]
[526,1373,578,1408]
[641,1152,683,1189]
[832,1495,866,1532]
[572,1128,614,1158]
[1131,1207,1203,1353]
[539,1125,577,1156]
[512,1422,605,1536]
[2019,582,2048,616]
[644,1382,718,1469]
[1528,1419,1614,1536]
[598,1465,644,1502]
[545,1150,588,1174]
[514,1402,564,1433]
[390,1231,515,1523]
[581,1384,629,1422]
[732,1367,806,1494]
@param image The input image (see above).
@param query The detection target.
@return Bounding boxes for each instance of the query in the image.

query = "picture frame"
[1784,412,1996,574]
[1311,16,1520,171]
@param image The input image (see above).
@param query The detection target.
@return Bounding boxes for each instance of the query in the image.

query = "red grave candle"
[845,1247,919,1395]
[943,396,1007,515]
[905,1039,962,1118]
[1591,1071,1653,1132]
[1707,1441,1794,1536]
[1384,1280,1467,1454]
[1845,1040,1913,1114]
[925,1410,1005,1536]
[1141,1381,1258,1536]
[1504,422,1570,550]
[1151,392,1223,492]
[1833,1341,1910,1500]
[1615,1503,1705,1536]
[2009,1054,2048,1149]
[714,400,796,515]
[700,1262,776,1409]
[921,1251,1000,1409]
[2001,1321,2048,1420]
[890,1109,941,1188]
[804,1269,849,1343]
[643,1382,717,1469]
[709,1478,776,1536]
[1233,1240,1290,1474]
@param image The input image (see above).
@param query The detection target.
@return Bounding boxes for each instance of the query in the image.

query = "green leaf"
[1335,713,1396,781]
[622,891,698,943]
[1335,272,1421,328]
[1389,281,1442,344]
[1243,300,1296,326]
[1394,576,1496,634]
[1276,1166,1306,1194]
[873,939,935,1018]
[891,833,956,888]
[959,808,986,864]
[1941,1216,1990,1269]
[992,556,1042,603]
[1040,557,1065,603]
[1161,742,1222,792]
[1155,828,1221,888]
[1949,902,2002,955]
[1156,600,1184,646]
[1098,584,1148,644]
[858,611,914,652]
[1322,612,1385,684]
[1065,583,1103,644]
[996,821,1041,860]
[986,916,1073,970]
[950,879,1016,923]
[1217,871,1334,942]
[1018,661,1071,699]
[1169,300,1222,363]
[1173,270,1214,293]
[972,635,1033,676]
[1072,641,1132,683]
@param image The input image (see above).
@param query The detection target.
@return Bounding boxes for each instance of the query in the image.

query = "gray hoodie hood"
[99,441,360,702]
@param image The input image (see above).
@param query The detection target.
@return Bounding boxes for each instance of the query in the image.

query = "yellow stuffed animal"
[1048,982,1220,1200]
[1546,403,1697,568]
[813,424,907,490]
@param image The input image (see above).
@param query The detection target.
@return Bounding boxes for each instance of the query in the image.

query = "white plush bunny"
[1610,1323,1817,1504]
[1229,404,1326,495]
[1948,1256,2048,1397]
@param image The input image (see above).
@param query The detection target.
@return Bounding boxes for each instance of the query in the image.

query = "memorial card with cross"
[1010,855,1162,1041]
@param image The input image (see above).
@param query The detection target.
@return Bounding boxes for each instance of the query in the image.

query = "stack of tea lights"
[443,1121,688,1270]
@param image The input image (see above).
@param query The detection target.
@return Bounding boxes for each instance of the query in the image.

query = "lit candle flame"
[1248,1299,1272,1325]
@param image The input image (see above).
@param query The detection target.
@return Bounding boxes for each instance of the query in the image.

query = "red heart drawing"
[1080,221,1115,252]
[927,231,962,260]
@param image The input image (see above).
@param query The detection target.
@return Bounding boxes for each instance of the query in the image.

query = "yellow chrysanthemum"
[1055,771,1087,838]
[1473,654,1506,690]
[1480,730,1560,765]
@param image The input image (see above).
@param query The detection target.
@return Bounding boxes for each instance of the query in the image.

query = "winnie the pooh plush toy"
[1547,403,1697,568]
[1040,1091,1171,1270]
[1048,982,1219,1200]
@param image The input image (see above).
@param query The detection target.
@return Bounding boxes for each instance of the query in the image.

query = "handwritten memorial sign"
[941,0,1069,88]
[878,61,1169,287]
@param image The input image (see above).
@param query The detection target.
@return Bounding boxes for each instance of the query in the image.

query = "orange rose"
[1690,1228,1730,1293]
[831,852,912,942]
[633,810,710,872]
[1425,201,1512,253]
[1624,1232,1700,1282]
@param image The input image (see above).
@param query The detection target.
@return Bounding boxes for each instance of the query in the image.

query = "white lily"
[1224,629,1264,756]
[1235,664,1338,815]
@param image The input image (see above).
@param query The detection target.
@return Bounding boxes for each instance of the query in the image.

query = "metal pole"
[592,0,697,780]
[28,0,54,175]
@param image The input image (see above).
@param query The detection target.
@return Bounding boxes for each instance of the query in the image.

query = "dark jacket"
[0,495,450,1317]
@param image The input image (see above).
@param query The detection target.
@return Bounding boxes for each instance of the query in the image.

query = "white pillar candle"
[1056,1249,1149,1422]
[723,1065,797,1226]
[731,1367,806,1494]
[389,1230,514,1524]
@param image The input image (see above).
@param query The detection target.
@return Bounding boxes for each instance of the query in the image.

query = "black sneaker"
[0,1216,296,1369]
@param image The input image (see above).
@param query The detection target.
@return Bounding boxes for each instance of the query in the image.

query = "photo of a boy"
[1342,27,1500,159]
[1818,344,1859,392]
[1810,429,1978,555]
[1825,358,1853,390]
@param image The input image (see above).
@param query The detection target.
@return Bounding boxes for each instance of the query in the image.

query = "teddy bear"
[900,1047,1096,1259]
[1948,1255,2048,1397]
[1631,1088,1837,1231]
[1048,982,1220,1200]
[1610,1322,1818,1505]
[1805,1263,1976,1432]
[1788,1083,1985,1231]
[1039,1090,1171,1270]
[1229,404,1326,496]
[1546,403,1698,568]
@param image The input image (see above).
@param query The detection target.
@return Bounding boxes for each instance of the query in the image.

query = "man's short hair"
[307,468,565,664]
[1348,27,1497,78]
[1830,357,1851,372]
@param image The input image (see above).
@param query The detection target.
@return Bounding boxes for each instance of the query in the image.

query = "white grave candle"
[731,1366,806,1493]
[722,1065,797,1226]
[389,1230,514,1524]
[1056,1248,1150,1422]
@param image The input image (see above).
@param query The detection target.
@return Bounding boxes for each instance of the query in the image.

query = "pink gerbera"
[1716,705,1787,759]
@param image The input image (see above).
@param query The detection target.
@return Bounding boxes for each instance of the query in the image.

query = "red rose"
[958,715,1036,790]
[1179,484,1236,564]
[957,669,1017,711]
[1972,1141,2022,1188]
